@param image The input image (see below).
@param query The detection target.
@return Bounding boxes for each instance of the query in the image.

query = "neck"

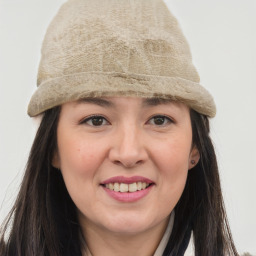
[80,217,170,256]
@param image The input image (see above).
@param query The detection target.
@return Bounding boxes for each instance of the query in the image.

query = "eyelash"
[147,115,174,126]
[80,115,110,126]
[80,115,174,127]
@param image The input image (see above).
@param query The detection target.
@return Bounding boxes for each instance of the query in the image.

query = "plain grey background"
[0,0,255,254]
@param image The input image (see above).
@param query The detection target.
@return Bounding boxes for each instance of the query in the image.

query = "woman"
[0,0,238,255]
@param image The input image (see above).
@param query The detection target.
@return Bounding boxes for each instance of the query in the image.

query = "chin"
[100,211,158,235]
[105,222,150,235]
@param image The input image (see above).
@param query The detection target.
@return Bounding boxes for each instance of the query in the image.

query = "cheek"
[161,151,188,193]
[154,138,191,204]
[57,136,102,209]
[154,135,191,173]
[58,134,101,177]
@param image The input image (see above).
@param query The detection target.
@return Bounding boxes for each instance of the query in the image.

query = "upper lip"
[101,176,154,185]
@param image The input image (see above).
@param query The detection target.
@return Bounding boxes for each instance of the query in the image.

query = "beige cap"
[28,0,216,117]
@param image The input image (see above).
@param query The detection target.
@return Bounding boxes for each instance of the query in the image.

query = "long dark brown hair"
[0,106,238,256]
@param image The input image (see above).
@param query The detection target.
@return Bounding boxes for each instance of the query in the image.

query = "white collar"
[153,211,175,256]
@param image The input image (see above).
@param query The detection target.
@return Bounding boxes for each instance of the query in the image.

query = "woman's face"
[53,97,199,235]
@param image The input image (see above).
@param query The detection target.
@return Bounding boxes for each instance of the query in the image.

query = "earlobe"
[52,150,60,169]
[189,146,200,169]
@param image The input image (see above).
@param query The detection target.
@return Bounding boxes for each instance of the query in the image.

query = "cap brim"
[28,72,216,117]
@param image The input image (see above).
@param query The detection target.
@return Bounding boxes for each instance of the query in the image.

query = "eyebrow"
[142,97,173,107]
[77,98,115,108]
[76,97,172,108]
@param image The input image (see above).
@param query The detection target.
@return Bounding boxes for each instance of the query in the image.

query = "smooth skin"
[53,97,200,256]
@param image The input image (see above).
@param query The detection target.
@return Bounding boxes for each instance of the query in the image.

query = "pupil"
[92,117,103,126]
[154,117,164,125]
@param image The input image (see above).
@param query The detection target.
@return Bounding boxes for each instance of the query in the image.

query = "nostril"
[113,160,122,165]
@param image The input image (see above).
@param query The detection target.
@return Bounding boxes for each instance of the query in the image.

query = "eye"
[81,115,109,126]
[147,115,173,126]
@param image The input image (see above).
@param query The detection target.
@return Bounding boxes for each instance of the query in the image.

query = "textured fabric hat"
[28,0,216,117]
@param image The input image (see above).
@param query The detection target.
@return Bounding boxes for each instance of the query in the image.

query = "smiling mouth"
[102,182,152,193]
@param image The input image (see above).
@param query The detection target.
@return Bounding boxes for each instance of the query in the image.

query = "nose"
[108,124,148,168]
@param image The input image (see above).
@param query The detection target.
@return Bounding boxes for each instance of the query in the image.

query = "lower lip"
[102,185,154,202]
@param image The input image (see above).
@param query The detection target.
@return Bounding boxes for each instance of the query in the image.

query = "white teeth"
[128,182,137,192]
[109,183,114,190]
[137,182,142,190]
[120,183,129,192]
[105,182,150,192]
[114,183,119,192]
